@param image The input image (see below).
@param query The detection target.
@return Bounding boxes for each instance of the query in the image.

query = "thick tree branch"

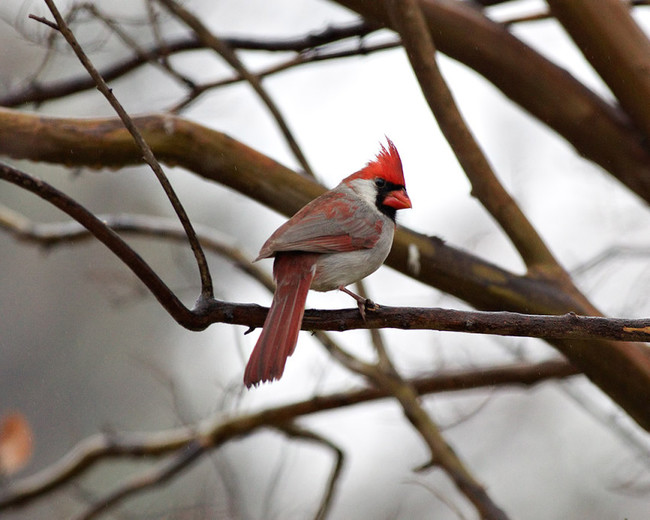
[547,0,650,143]
[385,0,559,276]
[0,109,588,313]
[0,359,576,510]
[3,182,650,343]
[333,0,650,203]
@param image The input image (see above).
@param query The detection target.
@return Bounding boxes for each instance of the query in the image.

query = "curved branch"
[74,441,205,520]
[276,424,345,520]
[0,162,197,326]
[0,359,576,510]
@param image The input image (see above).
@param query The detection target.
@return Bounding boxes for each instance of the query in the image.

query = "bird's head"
[344,138,412,220]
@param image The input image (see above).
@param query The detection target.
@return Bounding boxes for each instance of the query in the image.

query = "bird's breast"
[310,222,395,292]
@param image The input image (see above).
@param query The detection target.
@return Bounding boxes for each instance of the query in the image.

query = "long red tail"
[244,253,318,387]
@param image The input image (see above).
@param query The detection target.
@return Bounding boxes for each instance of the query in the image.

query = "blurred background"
[1,0,649,518]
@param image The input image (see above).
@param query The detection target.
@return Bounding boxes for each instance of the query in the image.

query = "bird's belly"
[310,228,393,292]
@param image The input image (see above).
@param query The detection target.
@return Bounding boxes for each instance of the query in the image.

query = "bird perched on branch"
[244,139,411,387]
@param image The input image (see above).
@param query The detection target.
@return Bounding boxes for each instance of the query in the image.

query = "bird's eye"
[374,177,386,188]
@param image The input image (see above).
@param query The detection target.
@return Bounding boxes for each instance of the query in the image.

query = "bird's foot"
[339,286,379,322]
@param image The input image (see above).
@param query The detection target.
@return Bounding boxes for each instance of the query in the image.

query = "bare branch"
[276,424,345,520]
[168,38,401,113]
[547,0,650,143]
[37,0,214,300]
[0,359,575,510]
[74,441,205,520]
[0,21,384,107]
[27,13,59,31]
[4,172,648,344]
[351,267,509,519]
[80,3,196,89]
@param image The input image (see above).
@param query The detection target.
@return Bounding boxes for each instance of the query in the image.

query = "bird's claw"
[357,298,378,322]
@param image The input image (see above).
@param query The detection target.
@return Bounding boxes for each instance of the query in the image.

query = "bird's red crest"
[346,138,405,185]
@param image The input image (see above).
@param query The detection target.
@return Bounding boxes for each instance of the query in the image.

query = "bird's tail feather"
[244,253,317,387]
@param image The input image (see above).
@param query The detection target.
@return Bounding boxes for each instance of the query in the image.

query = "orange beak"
[383,187,412,210]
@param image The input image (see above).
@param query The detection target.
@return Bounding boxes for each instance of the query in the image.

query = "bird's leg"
[338,286,378,321]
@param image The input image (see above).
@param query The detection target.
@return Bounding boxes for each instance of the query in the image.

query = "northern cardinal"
[244,139,411,387]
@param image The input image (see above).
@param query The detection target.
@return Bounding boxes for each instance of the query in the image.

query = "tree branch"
[0,21,383,107]
[333,0,650,203]
[37,0,215,301]
[0,359,575,510]
[547,0,650,143]
[384,0,559,275]
[74,441,205,520]
[276,424,345,520]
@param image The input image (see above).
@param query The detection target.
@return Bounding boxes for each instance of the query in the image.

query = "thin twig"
[28,14,59,30]
[36,0,214,300]
[1,22,387,107]
[74,441,205,520]
[277,423,345,520]
[154,0,315,176]
[169,39,401,113]
[80,3,196,88]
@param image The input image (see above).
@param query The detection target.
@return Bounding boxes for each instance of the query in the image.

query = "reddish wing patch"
[257,190,383,259]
